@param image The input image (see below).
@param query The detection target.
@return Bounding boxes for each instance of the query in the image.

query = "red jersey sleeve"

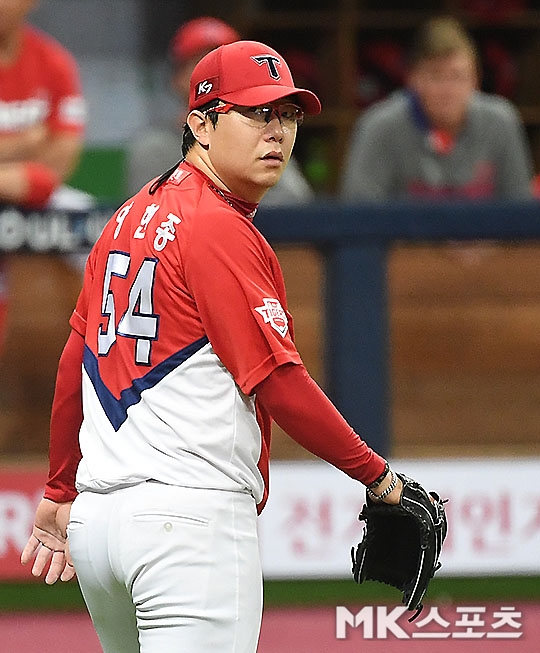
[255,363,386,484]
[184,204,302,395]
[44,329,84,502]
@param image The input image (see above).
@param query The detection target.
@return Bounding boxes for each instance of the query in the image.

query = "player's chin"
[258,176,283,196]
[256,164,285,186]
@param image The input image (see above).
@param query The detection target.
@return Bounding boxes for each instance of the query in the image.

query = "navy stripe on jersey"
[83,336,210,431]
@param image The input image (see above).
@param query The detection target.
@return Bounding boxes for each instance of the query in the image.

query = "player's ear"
[187,110,211,150]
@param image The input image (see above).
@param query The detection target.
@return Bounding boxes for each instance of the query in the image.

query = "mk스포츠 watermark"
[336,605,523,640]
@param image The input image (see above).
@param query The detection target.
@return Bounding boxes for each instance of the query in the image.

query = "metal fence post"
[324,241,390,456]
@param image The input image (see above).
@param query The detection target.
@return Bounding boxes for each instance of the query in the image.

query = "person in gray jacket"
[340,16,533,201]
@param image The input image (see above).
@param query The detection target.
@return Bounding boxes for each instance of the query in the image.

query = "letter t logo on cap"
[251,55,282,80]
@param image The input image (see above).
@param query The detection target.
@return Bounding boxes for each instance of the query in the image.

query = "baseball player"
[22,40,403,652]
[0,0,87,352]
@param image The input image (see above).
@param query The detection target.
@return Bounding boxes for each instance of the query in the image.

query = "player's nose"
[263,116,284,142]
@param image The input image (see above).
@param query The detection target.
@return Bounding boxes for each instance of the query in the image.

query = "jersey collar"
[181,161,259,220]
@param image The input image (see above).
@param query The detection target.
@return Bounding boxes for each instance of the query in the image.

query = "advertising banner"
[258,458,540,578]
[2,458,540,579]
[0,468,47,580]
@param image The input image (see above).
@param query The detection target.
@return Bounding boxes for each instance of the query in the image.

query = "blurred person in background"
[0,0,88,352]
[340,15,533,202]
[126,16,314,206]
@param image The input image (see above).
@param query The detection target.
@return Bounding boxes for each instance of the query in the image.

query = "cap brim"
[219,85,321,115]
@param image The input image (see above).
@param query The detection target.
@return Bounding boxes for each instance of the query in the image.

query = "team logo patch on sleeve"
[254,298,288,337]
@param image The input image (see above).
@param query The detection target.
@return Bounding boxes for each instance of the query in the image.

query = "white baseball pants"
[67,482,262,652]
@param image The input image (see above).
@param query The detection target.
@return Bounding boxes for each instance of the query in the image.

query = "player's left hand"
[21,498,75,584]
[351,474,448,620]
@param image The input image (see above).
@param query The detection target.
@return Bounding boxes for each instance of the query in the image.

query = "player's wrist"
[366,461,389,490]
[367,468,396,501]
[381,475,403,505]
[367,467,403,504]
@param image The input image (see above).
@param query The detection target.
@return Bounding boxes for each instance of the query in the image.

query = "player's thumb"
[60,541,76,582]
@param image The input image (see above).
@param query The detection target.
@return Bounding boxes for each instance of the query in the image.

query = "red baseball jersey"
[70,162,301,510]
[0,25,86,136]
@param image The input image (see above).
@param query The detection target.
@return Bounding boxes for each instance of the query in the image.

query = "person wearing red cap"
[126,16,314,206]
[170,16,240,99]
[22,40,404,652]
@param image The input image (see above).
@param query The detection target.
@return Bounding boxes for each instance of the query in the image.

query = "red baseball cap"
[189,40,322,115]
[171,17,240,62]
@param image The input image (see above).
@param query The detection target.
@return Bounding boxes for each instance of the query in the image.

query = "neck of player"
[186,147,269,204]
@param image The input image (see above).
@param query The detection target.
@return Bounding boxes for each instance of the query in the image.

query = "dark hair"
[181,99,221,156]
[149,99,222,195]
[409,16,478,68]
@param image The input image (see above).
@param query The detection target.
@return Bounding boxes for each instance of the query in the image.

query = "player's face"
[0,0,35,40]
[202,99,300,202]
[408,50,477,133]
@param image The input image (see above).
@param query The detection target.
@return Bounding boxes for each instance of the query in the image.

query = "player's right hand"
[21,498,75,584]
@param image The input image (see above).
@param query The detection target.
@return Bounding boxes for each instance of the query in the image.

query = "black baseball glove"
[351,473,448,621]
